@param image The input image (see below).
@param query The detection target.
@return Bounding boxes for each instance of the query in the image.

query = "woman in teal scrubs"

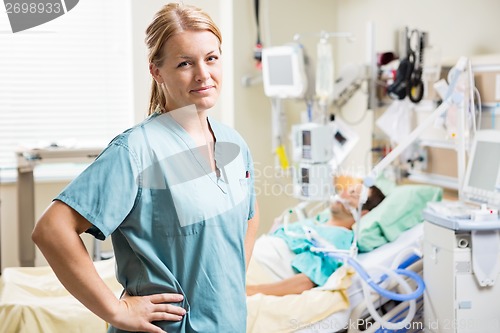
[32,3,259,333]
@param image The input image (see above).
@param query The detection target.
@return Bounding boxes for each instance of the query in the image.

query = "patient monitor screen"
[267,55,294,86]
[467,141,500,192]
[302,130,311,146]
[301,167,310,184]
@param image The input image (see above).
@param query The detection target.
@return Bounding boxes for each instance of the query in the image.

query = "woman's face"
[150,30,222,112]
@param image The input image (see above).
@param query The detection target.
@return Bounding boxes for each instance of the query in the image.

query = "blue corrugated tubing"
[327,252,425,302]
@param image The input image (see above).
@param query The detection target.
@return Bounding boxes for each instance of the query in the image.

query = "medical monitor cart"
[423,211,500,332]
[423,130,500,332]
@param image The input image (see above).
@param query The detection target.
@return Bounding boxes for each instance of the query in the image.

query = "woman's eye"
[177,61,189,68]
[207,55,218,62]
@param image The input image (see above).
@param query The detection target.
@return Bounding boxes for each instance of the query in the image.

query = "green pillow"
[357,184,443,252]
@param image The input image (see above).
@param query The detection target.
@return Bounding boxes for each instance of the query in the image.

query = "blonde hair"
[145,3,222,115]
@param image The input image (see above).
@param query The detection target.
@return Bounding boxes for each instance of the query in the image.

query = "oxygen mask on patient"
[330,194,358,219]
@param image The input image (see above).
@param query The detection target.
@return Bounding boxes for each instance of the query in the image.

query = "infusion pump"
[293,163,332,201]
[291,123,334,201]
[291,120,359,165]
[291,123,334,163]
[291,121,359,201]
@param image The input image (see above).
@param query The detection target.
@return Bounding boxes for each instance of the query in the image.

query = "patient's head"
[361,186,386,211]
[329,184,385,228]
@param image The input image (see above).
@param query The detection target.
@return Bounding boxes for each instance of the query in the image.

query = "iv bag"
[316,40,334,103]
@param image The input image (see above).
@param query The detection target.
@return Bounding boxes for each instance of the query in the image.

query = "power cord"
[387,28,426,104]
[253,0,263,68]
[407,31,425,103]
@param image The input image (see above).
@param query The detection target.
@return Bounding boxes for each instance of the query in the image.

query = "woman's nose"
[195,63,210,81]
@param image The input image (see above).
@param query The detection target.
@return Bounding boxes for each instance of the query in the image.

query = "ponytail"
[148,79,166,115]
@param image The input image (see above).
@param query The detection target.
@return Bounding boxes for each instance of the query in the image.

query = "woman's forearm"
[32,202,121,324]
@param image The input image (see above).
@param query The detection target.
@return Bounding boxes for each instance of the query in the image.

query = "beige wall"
[336,0,500,65]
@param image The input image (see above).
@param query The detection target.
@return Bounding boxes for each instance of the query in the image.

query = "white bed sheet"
[0,224,424,333]
[294,223,424,333]
[0,258,122,333]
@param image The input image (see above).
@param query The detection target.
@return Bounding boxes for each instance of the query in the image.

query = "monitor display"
[462,130,500,209]
[301,167,310,184]
[467,141,500,192]
[261,44,308,98]
[267,55,294,86]
[334,130,347,146]
[302,130,311,146]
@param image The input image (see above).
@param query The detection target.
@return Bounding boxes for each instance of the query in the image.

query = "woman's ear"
[149,63,163,84]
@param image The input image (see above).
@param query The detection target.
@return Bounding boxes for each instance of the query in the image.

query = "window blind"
[0,0,133,169]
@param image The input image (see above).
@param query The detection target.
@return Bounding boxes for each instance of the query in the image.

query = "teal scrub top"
[273,220,353,286]
[56,112,256,332]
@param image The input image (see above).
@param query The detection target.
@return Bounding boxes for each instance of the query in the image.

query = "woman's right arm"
[32,200,185,333]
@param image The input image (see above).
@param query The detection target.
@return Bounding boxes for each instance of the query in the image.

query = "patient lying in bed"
[246,185,386,296]
[246,182,442,333]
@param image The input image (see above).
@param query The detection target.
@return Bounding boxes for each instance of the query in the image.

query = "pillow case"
[357,184,443,252]
[373,172,397,196]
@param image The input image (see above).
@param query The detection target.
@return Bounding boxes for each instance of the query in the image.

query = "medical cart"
[423,205,500,333]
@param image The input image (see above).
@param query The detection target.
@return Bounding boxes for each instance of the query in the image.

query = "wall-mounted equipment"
[261,43,308,99]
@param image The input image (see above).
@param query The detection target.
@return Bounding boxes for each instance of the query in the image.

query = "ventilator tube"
[322,252,425,302]
[313,250,424,330]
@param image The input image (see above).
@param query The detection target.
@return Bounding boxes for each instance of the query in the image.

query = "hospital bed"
[247,184,442,333]
[0,258,122,333]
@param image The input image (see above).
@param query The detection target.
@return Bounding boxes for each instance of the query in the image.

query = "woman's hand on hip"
[110,291,186,333]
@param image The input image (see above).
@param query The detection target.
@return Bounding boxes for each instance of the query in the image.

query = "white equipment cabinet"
[423,208,500,332]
